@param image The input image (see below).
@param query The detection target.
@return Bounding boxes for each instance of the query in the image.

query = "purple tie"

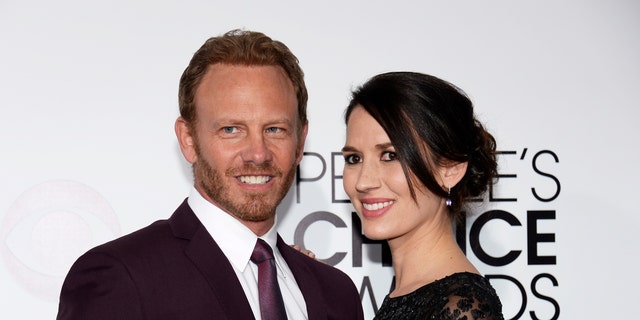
[250,239,287,320]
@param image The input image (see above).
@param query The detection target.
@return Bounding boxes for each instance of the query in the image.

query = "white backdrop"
[1,1,639,319]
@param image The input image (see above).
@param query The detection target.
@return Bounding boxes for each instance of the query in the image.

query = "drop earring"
[445,187,452,207]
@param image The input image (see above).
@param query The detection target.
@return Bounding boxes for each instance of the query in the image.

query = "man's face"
[176,64,307,233]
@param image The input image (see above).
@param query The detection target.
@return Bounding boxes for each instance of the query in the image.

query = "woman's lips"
[360,199,394,218]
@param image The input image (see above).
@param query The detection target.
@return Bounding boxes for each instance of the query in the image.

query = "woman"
[342,72,503,319]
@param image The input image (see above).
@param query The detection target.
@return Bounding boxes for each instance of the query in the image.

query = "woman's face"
[342,106,446,242]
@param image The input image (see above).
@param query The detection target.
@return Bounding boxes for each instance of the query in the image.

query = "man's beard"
[193,154,297,222]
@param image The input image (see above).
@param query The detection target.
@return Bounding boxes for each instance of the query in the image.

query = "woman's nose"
[355,161,380,192]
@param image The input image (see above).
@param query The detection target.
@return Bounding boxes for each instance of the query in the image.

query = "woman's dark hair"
[345,72,497,220]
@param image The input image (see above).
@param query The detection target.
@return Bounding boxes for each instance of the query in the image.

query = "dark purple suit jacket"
[57,200,364,320]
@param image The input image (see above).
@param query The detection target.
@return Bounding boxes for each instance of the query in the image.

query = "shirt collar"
[187,187,280,271]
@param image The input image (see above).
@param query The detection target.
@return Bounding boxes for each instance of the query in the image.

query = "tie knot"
[251,238,274,264]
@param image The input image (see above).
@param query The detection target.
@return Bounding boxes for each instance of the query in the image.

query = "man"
[57,29,364,320]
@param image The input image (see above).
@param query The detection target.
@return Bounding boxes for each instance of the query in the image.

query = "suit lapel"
[169,200,255,320]
[277,236,329,320]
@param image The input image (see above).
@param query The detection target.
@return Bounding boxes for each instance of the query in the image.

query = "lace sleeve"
[433,288,504,320]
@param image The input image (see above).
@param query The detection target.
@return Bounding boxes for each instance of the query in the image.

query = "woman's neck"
[388,219,478,297]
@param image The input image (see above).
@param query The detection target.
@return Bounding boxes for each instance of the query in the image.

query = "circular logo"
[1,180,121,301]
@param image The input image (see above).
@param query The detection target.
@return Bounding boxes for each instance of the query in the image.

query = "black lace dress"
[374,272,504,320]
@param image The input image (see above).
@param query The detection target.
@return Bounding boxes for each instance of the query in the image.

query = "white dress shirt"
[188,187,308,320]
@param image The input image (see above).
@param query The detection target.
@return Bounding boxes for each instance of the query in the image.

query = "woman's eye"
[344,154,361,165]
[381,151,397,161]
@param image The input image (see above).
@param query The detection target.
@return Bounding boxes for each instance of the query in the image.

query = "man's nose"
[241,133,273,165]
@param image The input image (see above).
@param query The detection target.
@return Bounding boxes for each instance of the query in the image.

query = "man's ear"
[439,161,468,189]
[175,117,197,164]
[295,121,309,165]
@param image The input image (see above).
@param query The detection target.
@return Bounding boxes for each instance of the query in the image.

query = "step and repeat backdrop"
[1,1,638,319]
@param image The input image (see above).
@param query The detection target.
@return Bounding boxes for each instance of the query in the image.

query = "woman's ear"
[439,161,468,188]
